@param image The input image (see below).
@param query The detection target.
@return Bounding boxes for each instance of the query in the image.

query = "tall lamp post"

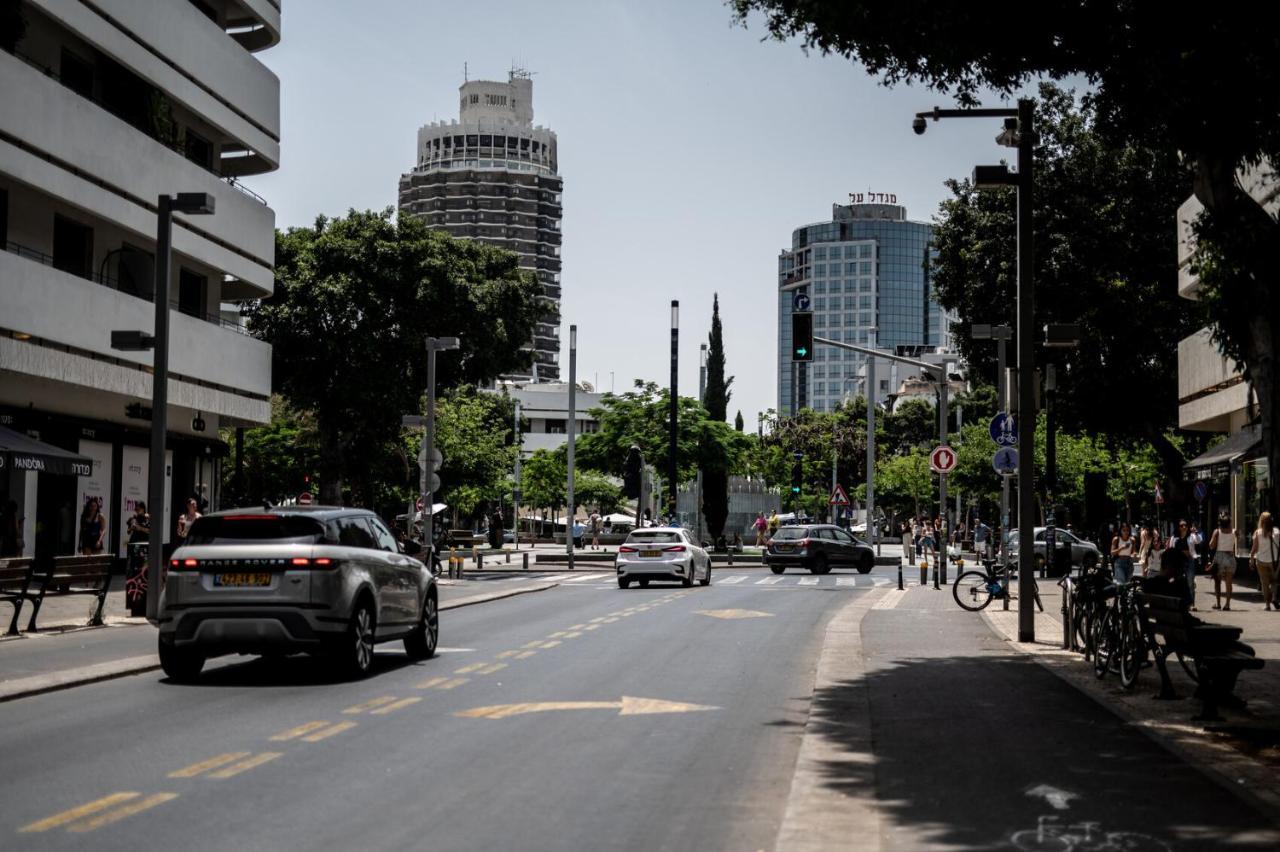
[566,325,577,568]
[111,192,215,623]
[971,323,1013,608]
[915,99,1038,641]
[668,301,679,522]
[697,343,707,542]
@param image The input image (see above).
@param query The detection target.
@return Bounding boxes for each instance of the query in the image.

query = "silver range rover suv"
[158,507,438,682]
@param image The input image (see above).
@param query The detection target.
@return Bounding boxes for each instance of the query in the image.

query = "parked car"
[1007,527,1100,575]
[615,527,711,589]
[764,524,875,574]
[158,507,438,682]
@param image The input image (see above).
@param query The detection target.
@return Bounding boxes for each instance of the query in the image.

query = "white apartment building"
[496,381,601,456]
[1,0,280,559]
[1176,164,1277,545]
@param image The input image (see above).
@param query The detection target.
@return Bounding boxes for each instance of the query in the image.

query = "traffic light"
[623,446,643,499]
[791,455,803,494]
[791,312,813,362]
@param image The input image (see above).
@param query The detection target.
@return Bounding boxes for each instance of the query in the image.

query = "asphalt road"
[1,567,880,851]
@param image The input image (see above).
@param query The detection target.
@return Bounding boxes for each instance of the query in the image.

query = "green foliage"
[574,470,623,515]
[881,398,935,455]
[219,396,320,506]
[246,210,546,505]
[755,403,868,515]
[876,451,933,519]
[419,387,517,521]
[702,294,735,538]
[518,450,621,516]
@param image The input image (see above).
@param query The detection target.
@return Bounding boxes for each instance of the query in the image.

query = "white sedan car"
[615,527,711,589]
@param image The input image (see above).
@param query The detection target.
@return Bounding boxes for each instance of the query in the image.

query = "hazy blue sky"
[252,0,1039,426]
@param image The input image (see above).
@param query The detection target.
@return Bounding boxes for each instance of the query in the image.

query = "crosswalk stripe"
[561,573,610,582]
[718,575,747,584]
[755,577,783,585]
[837,577,857,586]
[873,577,891,587]
[797,577,819,585]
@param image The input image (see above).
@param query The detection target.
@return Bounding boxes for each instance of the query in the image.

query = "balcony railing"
[4,239,251,336]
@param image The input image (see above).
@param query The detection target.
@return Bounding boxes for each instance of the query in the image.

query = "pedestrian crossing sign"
[829,484,851,506]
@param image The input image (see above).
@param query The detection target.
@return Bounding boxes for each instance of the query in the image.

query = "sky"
[251,0,1038,426]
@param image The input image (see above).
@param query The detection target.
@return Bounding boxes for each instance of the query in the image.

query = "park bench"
[1136,590,1264,721]
[21,555,113,632]
[1,557,38,635]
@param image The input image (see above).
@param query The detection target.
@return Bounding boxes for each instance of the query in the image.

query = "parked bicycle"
[1091,577,1146,687]
[952,558,1042,612]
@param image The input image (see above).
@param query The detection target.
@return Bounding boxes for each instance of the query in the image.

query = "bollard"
[932,560,939,590]
[897,560,904,591]
[941,562,948,586]
[505,552,510,565]
[919,561,928,586]
[522,551,529,571]
[449,547,458,579]
[1061,579,1072,650]
[727,550,733,567]
[477,550,484,571]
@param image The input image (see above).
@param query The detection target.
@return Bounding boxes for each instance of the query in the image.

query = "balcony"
[1,249,271,420]
[1,50,275,293]
[1177,328,1252,432]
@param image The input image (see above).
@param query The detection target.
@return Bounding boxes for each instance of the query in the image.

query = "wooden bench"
[1136,590,1264,721]
[1,557,38,636]
[21,555,114,632]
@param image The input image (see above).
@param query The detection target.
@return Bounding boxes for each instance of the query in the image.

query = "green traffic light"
[795,347,807,357]
[791,486,800,493]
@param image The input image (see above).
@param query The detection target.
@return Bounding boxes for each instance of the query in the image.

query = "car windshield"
[771,527,809,540]
[626,531,682,544]
[186,515,327,545]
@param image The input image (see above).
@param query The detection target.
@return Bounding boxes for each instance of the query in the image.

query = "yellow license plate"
[640,550,662,558]
[776,545,794,552]
[213,573,272,587]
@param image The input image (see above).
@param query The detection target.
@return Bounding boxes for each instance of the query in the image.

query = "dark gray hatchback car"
[158,507,437,681]
[764,524,875,575]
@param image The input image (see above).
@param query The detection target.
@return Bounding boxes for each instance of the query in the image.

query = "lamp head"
[912,116,928,136]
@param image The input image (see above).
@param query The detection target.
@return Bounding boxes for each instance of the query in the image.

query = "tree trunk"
[317,417,344,505]
[1193,155,1280,520]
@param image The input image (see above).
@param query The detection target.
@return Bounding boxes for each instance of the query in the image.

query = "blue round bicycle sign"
[989,413,1017,446]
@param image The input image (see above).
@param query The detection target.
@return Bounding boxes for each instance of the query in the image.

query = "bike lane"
[843,584,1277,850]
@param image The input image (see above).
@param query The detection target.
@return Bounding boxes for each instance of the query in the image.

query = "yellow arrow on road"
[696,608,774,620]
[456,696,719,720]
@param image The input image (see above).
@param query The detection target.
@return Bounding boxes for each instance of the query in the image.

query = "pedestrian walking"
[1249,511,1279,611]
[1139,520,1164,578]
[753,512,767,547]
[176,497,201,542]
[571,518,585,550]
[589,510,601,550]
[973,518,991,561]
[1111,522,1137,583]
[1167,520,1197,610]
[1207,514,1238,610]
[767,511,780,540]
[79,497,106,555]
[920,517,936,571]
[126,501,150,544]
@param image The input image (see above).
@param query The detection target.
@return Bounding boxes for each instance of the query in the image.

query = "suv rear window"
[186,515,327,545]
[626,531,682,544]
[771,527,809,540]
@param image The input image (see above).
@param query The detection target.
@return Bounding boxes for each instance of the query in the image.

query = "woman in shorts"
[1208,515,1239,610]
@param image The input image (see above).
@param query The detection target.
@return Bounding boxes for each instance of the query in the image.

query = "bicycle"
[952,558,1043,612]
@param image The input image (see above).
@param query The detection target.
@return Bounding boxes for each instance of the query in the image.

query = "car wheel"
[404,592,437,661]
[158,637,204,683]
[682,564,694,587]
[857,554,873,574]
[813,554,830,575]
[770,564,785,575]
[699,558,711,586]
[341,598,376,679]
[618,578,631,589]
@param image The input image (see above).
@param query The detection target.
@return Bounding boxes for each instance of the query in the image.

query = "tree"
[876,451,933,520]
[220,396,320,505]
[247,210,546,505]
[574,470,623,516]
[521,450,566,521]
[424,387,517,524]
[756,404,868,516]
[734,411,744,431]
[702,294,735,540]
[881,398,935,455]
[730,0,1280,523]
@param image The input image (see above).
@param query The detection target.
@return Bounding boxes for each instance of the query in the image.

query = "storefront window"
[1236,458,1272,554]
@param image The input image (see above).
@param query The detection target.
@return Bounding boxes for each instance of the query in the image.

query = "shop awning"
[1184,425,1261,479]
[0,426,93,477]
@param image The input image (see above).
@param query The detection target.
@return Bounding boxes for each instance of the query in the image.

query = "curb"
[0,580,558,705]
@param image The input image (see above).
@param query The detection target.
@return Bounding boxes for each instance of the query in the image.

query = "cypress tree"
[702,295,733,543]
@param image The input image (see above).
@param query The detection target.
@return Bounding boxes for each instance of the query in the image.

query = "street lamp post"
[669,301,679,522]
[916,99,1038,640]
[566,325,577,568]
[698,343,707,542]
[111,192,214,623]
[423,336,460,569]
[972,323,1013,609]
[513,400,522,550]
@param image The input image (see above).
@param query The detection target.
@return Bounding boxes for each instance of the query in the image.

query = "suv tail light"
[169,558,200,571]
[796,539,811,548]
[663,545,686,552]
[619,546,637,553]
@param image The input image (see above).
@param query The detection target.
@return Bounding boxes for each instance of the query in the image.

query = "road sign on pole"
[297,492,313,506]
[992,447,1019,476]
[930,445,957,474]
[829,483,851,506]
[989,413,1017,446]
[793,291,811,312]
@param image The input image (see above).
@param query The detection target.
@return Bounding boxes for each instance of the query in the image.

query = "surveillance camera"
[912,117,927,135]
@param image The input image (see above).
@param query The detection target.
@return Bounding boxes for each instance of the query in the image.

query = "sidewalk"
[0,573,559,702]
[979,572,1280,819]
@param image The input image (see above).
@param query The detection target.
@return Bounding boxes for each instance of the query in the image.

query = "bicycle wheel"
[1118,613,1146,689]
[1093,607,1116,679]
[1009,829,1071,852]
[953,571,994,611]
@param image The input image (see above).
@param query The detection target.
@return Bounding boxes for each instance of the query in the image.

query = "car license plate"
[213,573,272,587]
[640,549,662,558]
[776,545,794,553]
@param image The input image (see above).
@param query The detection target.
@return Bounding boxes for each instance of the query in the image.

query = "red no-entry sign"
[930,445,957,475]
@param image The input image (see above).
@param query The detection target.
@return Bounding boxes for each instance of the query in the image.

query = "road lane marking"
[568,623,586,630]
[873,589,908,609]
[20,792,140,833]
[168,752,251,778]
[458,696,719,720]
[602,617,620,623]
[696,609,774,620]
[415,676,449,689]
[371,697,422,715]
[548,631,568,638]
[495,650,519,659]
[207,752,283,779]
[65,793,178,834]
[454,662,488,674]
[343,695,398,714]
[539,640,562,648]
[798,577,820,585]
[562,631,583,638]
[437,677,470,689]
[522,640,544,648]
[301,721,357,742]
[515,650,538,658]
[561,573,610,582]
[588,617,608,623]
[718,575,747,584]
[837,577,857,586]
[476,662,508,675]
[270,721,332,742]
[583,624,601,631]
[755,577,783,585]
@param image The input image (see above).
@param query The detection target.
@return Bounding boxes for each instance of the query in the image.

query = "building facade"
[398,71,562,382]
[1176,164,1276,549]
[1,0,280,558]
[777,202,945,414]
[495,381,601,456]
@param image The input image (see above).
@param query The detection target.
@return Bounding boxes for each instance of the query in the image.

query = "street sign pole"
[567,325,577,570]
[997,335,1010,610]
[422,336,460,569]
[513,401,521,550]
[1016,97,1037,643]
[938,360,950,589]
[867,355,877,556]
